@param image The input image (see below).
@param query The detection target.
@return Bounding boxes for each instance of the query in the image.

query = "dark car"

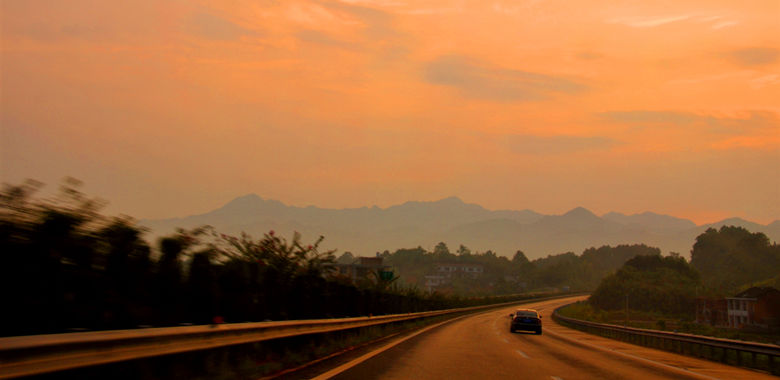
[509,309,542,334]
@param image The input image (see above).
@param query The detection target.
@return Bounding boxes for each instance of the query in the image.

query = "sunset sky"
[1,0,779,224]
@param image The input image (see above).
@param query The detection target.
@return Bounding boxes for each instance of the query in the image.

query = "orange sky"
[1,0,779,224]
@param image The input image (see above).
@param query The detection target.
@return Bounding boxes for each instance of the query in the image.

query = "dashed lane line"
[515,349,530,359]
[310,313,475,380]
[544,326,720,380]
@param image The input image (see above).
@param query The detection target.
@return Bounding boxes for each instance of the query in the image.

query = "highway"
[310,296,776,380]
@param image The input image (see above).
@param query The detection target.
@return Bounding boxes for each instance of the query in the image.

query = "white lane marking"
[544,327,720,380]
[311,313,476,379]
[551,377,563,380]
[515,349,530,359]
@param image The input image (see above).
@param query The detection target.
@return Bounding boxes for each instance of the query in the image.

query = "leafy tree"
[337,251,355,264]
[384,247,431,286]
[187,249,217,323]
[97,217,152,327]
[155,235,188,324]
[511,250,529,265]
[590,254,701,315]
[433,242,454,260]
[2,178,701,336]
[691,226,780,293]
[531,252,583,288]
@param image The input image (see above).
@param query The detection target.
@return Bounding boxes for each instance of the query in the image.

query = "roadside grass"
[558,301,780,345]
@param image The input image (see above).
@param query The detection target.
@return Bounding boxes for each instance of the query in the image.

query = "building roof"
[731,287,780,299]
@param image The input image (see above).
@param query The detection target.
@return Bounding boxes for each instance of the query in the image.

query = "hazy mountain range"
[141,195,780,260]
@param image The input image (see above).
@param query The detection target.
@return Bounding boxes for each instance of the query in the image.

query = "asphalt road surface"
[313,296,776,380]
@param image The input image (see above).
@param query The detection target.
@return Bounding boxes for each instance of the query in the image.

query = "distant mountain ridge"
[141,195,780,260]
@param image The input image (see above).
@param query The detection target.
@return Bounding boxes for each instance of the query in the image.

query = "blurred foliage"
[0,179,555,337]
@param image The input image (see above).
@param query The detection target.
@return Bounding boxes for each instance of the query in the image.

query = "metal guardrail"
[0,293,580,378]
[552,304,780,375]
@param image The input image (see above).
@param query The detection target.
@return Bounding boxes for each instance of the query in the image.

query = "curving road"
[313,296,776,380]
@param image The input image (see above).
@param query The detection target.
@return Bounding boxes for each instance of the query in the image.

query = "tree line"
[13,178,769,335]
[587,225,780,317]
[0,179,547,337]
[366,242,661,295]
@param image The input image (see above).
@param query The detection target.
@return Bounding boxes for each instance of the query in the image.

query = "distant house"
[333,256,391,283]
[695,298,728,327]
[424,275,447,291]
[726,287,780,329]
[424,262,484,291]
[434,262,484,279]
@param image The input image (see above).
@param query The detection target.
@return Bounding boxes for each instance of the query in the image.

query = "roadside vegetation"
[559,227,780,343]
[558,301,780,344]
[0,179,561,337]
[589,254,700,315]
[5,178,776,342]
[374,242,661,295]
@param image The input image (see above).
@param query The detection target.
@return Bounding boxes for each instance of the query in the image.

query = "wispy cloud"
[319,0,397,38]
[601,111,697,124]
[608,14,739,30]
[712,20,739,30]
[601,110,779,135]
[296,29,360,50]
[187,12,255,40]
[403,7,462,15]
[505,134,618,155]
[424,55,587,101]
[492,1,545,15]
[725,47,780,66]
[575,51,603,60]
[750,74,780,89]
[609,15,691,28]
[338,0,406,7]
[334,0,461,16]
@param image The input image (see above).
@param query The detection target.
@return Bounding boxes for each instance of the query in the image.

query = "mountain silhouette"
[141,195,780,260]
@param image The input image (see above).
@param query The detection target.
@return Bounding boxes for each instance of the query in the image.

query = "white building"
[434,262,484,279]
[425,262,485,291]
[726,287,780,329]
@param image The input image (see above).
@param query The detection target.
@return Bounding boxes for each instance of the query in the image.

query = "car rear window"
[515,311,538,318]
